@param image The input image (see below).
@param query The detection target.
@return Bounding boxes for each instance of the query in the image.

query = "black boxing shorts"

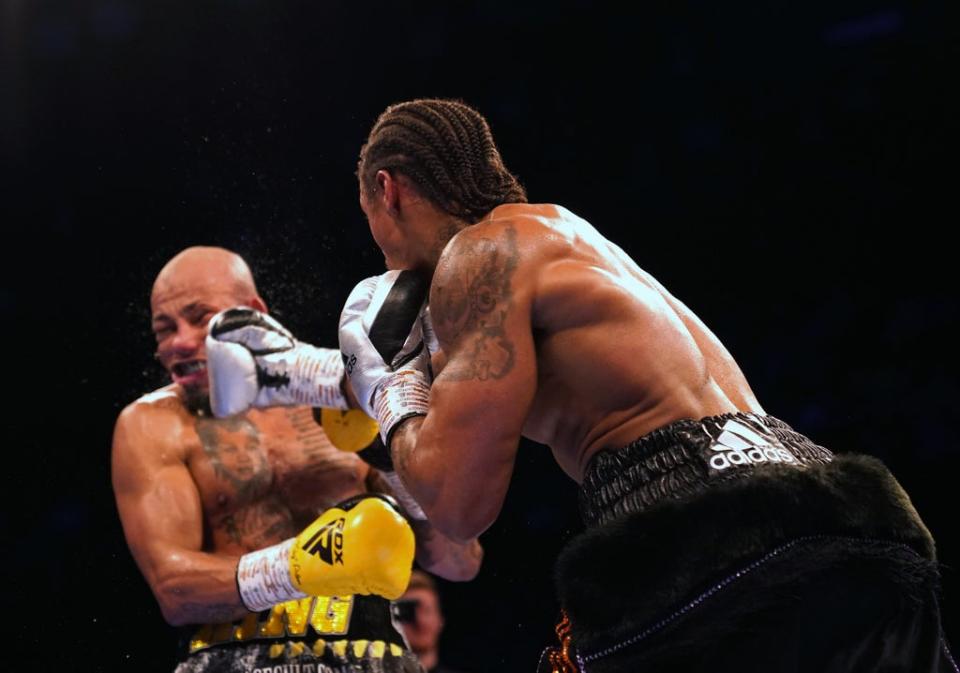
[550,412,957,673]
[174,595,422,673]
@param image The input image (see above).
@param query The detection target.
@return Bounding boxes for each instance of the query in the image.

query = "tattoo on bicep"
[434,226,520,381]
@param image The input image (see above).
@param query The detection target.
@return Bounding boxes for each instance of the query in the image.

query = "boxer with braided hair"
[336,98,956,672]
[358,98,526,224]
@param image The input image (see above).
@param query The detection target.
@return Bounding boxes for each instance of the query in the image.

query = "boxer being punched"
[337,99,955,672]
[112,247,481,673]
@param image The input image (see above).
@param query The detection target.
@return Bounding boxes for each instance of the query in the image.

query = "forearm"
[368,457,479,578]
[143,548,247,626]
[390,417,489,543]
[389,417,442,518]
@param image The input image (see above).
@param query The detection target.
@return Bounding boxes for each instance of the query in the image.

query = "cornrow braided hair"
[359,98,527,224]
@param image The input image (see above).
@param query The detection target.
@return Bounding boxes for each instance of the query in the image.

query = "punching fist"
[338,271,432,445]
[236,495,415,611]
[206,307,348,417]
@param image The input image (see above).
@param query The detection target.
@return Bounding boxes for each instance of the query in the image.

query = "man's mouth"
[171,360,208,385]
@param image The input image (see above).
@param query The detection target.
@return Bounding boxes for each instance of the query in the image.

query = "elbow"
[154,579,191,627]
[428,560,481,583]
[428,505,491,546]
[160,606,192,628]
[417,538,483,583]
[152,572,199,627]
[448,545,483,582]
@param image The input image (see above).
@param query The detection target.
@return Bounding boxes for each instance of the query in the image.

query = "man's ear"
[250,295,268,313]
[377,169,401,216]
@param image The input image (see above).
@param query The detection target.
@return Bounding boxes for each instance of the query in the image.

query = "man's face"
[150,281,240,395]
[399,587,444,654]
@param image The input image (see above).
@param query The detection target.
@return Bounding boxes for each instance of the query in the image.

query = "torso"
[449,203,764,481]
[136,387,367,554]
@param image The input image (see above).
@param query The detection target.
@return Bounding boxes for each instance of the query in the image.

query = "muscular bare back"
[431,203,764,481]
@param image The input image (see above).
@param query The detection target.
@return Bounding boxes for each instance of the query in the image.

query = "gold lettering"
[308,595,353,635]
[284,597,315,636]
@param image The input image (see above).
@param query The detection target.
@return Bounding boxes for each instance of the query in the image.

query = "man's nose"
[170,324,206,353]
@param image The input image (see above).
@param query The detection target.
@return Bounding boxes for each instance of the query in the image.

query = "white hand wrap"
[236,538,306,612]
[372,369,431,446]
[339,271,432,443]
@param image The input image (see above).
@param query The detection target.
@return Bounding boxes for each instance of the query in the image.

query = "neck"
[426,215,468,269]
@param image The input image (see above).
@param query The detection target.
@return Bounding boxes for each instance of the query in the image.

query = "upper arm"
[111,404,204,590]
[414,223,538,538]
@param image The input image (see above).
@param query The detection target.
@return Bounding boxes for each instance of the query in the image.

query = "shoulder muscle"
[430,221,529,380]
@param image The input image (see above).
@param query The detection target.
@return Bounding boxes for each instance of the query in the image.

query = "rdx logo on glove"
[301,517,345,565]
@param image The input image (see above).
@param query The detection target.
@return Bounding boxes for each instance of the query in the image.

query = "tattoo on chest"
[218,498,296,549]
[285,409,331,460]
[195,416,272,499]
[435,225,520,381]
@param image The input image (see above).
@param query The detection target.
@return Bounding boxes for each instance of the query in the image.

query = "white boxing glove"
[338,271,432,446]
[206,307,348,418]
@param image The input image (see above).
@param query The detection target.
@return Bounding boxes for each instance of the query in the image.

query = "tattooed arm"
[112,399,248,626]
[390,223,538,542]
[365,470,483,580]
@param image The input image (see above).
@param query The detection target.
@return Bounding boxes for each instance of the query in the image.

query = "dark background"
[2,0,957,670]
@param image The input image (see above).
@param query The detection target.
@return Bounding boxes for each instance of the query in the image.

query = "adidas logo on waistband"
[708,418,798,471]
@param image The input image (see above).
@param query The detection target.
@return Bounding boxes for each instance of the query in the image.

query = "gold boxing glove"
[317,408,381,454]
[236,495,414,612]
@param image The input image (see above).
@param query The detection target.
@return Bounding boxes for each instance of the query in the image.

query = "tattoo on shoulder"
[434,225,520,381]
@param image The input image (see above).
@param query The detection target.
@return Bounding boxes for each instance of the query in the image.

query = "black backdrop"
[2,1,957,670]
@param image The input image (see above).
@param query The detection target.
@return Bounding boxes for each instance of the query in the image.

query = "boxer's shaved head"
[150,246,265,406]
[151,246,260,309]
